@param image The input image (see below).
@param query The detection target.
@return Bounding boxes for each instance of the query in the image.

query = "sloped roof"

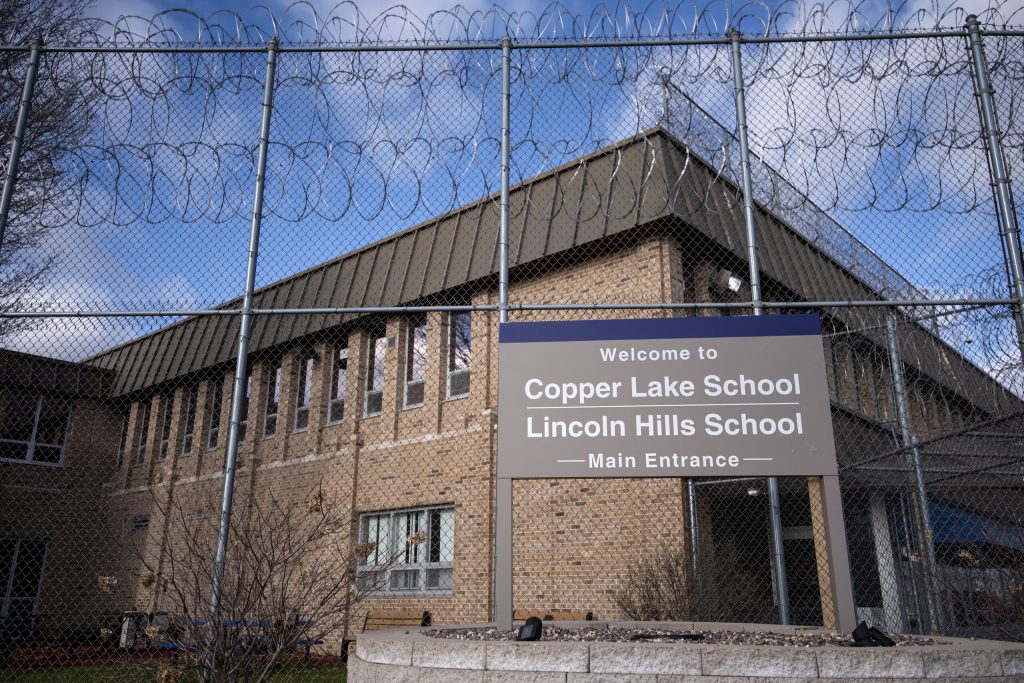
[85,128,1020,417]
[0,348,113,399]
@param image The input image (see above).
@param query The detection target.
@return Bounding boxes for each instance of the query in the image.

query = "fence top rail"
[0,299,1014,318]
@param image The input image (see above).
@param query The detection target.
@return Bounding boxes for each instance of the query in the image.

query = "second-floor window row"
[121,314,474,464]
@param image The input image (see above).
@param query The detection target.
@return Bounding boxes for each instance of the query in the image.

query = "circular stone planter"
[348,621,1024,683]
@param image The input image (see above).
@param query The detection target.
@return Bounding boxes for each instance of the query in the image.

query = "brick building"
[3,128,1021,646]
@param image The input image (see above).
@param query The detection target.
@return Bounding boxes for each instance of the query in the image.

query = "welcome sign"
[497,314,839,478]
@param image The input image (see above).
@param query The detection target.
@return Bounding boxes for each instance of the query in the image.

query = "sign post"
[494,314,855,631]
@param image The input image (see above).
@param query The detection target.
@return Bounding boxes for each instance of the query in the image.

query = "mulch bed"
[427,626,940,647]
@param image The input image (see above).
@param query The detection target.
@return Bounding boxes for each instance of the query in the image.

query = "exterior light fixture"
[714,268,743,293]
[747,487,762,497]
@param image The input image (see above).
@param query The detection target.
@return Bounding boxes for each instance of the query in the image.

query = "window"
[180,385,198,456]
[447,312,471,399]
[238,372,252,441]
[294,354,314,432]
[115,412,129,469]
[206,377,224,451]
[157,394,173,461]
[135,399,151,467]
[364,330,386,417]
[264,360,282,438]
[404,317,427,408]
[357,505,454,594]
[130,515,150,531]
[0,539,47,625]
[328,343,347,424]
[0,394,71,466]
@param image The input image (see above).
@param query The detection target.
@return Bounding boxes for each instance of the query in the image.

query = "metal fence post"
[208,37,279,622]
[965,15,1024,363]
[731,27,790,626]
[885,314,943,633]
[687,478,699,579]
[0,37,42,252]
[494,34,514,631]
[730,29,764,316]
[498,34,512,325]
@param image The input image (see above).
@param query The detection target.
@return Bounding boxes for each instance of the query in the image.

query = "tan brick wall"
[2,231,983,645]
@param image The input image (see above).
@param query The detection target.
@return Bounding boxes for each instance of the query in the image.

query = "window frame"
[446,312,471,400]
[403,316,427,409]
[180,385,198,456]
[327,343,348,424]
[134,399,152,467]
[0,538,48,624]
[293,353,315,432]
[264,359,282,439]
[206,376,224,451]
[238,372,253,442]
[156,393,174,461]
[363,330,387,418]
[356,504,455,597]
[0,395,72,468]
[115,411,129,469]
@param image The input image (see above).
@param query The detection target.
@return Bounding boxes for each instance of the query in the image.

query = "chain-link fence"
[2,1,1024,680]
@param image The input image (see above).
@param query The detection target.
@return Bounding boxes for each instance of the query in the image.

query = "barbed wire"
[4,0,1022,49]
[0,1,1022,384]
[6,30,1021,232]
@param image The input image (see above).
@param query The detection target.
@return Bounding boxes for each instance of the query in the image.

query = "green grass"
[0,663,346,682]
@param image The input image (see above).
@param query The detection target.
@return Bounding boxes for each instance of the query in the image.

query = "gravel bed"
[426,626,940,647]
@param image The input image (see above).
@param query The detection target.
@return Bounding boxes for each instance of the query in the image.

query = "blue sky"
[6,0,1023,364]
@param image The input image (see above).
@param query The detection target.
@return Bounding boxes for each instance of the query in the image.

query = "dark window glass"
[447,313,471,398]
[33,397,70,464]
[0,392,37,460]
[3,539,46,622]
[135,400,151,466]
[0,394,71,465]
[264,361,282,438]
[238,373,252,441]
[116,412,129,469]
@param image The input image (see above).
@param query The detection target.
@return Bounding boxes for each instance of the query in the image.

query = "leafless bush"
[128,480,408,682]
[614,547,695,621]
[614,541,767,623]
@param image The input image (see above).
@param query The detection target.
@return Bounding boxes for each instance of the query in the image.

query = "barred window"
[447,312,471,399]
[180,385,198,456]
[264,360,282,438]
[404,316,427,408]
[357,505,454,594]
[364,330,386,417]
[294,354,314,432]
[328,342,347,424]
[0,394,71,466]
